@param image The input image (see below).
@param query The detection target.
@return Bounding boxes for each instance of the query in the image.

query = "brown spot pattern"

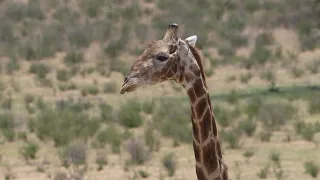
[185,73,194,83]
[202,140,219,174]
[194,79,206,97]
[211,116,218,137]
[196,166,206,180]
[191,64,201,76]
[195,98,207,120]
[192,120,200,143]
[216,140,223,159]
[199,109,212,141]
[193,140,201,162]
[187,88,197,104]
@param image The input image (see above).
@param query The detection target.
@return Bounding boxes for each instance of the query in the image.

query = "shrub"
[96,126,121,153]
[24,94,34,104]
[3,166,15,180]
[3,129,15,142]
[81,0,102,18]
[6,57,20,74]
[35,107,99,146]
[126,137,149,165]
[238,118,256,137]
[226,90,238,104]
[56,69,71,82]
[119,100,143,128]
[153,100,192,144]
[109,58,130,76]
[309,98,320,114]
[243,149,254,159]
[245,96,262,118]
[259,129,272,142]
[300,125,316,141]
[205,68,214,77]
[64,50,84,67]
[103,81,117,93]
[61,141,87,167]
[217,43,235,57]
[80,85,99,96]
[258,101,296,130]
[4,1,28,22]
[36,97,46,110]
[257,163,270,179]
[0,113,14,130]
[104,41,123,58]
[142,100,155,114]
[291,66,304,78]
[19,142,39,161]
[138,170,149,178]
[2,97,12,109]
[295,122,320,142]
[29,63,50,79]
[58,82,77,91]
[214,105,233,128]
[239,72,253,84]
[245,0,261,12]
[250,46,272,65]
[99,103,113,122]
[0,113,15,141]
[221,129,241,149]
[162,152,176,177]
[37,78,52,88]
[260,69,276,86]
[96,151,107,171]
[256,32,274,47]
[25,0,45,20]
[304,161,319,178]
[27,118,35,133]
[53,172,68,180]
[67,24,92,48]
[306,59,320,74]
[269,151,281,166]
[144,126,160,152]
[226,75,236,82]
[17,131,27,141]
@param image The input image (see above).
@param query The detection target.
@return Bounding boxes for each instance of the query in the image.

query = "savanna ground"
[0,0,320,179]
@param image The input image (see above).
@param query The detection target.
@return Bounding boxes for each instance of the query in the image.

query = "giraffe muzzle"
[119,76,139,94]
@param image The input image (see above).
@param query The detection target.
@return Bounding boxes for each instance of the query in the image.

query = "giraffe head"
[120,23,198,94]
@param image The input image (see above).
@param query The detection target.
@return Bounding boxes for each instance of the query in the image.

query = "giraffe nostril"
[124,76,128,83]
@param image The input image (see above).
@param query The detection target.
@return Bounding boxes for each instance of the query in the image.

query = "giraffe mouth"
[120,77,139,94]
[120,83,137,94]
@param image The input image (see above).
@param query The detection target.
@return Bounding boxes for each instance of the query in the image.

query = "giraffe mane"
[188,45,208,89]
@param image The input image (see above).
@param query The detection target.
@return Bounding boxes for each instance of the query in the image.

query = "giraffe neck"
[182,72,229,180]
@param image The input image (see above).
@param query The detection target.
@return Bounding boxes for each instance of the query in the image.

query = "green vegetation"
[19,142,39,161]
[162,152,177,177]
[34,101,99,146]
[257,163,270,179]
[60,141,87,167]
[96,151,108,171]
[96,126,121,153]
[153,100,192,144]
[126,137,149,165]
[0,112,15,141]
[304,161,319,178]
[118,100,143,128]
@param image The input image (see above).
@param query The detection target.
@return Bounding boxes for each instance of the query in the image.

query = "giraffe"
[120,24,229,180]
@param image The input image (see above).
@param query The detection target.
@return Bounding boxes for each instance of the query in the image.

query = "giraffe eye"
[156,55,168,62]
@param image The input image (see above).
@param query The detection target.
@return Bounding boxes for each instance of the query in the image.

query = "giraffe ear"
[185,35,197,47]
